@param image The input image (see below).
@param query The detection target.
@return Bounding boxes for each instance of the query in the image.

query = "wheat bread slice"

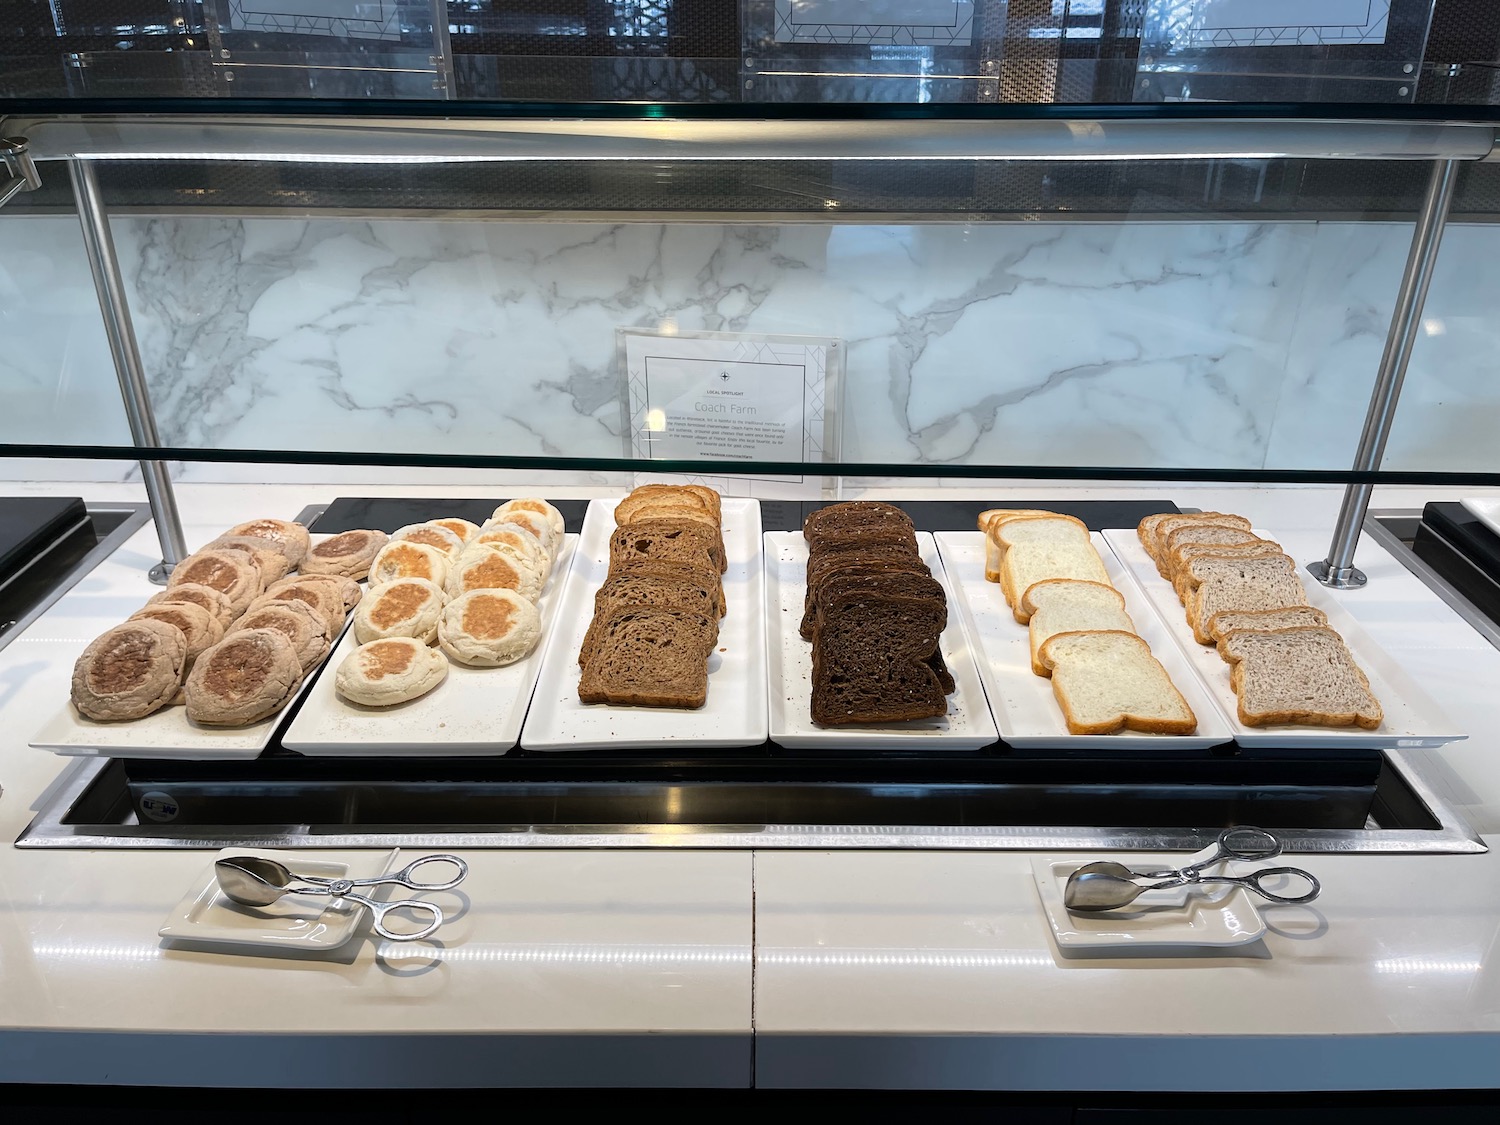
[1022,579,1136,677]
[1183,554,1308,644]
[1208,606,1330,646]
[809,590,948,726]
[577,606,716,708]
[609,518,726,575]
[1001,540,1111,622]
[1037,630,1197,736]
[579,572,723,667]
[1148,513,1253,567]
[1170,542,1287,601]
[1162,524,1266,580]
[1218,625,1383,729]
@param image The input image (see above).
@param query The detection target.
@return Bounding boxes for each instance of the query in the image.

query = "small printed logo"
[139,791,180,823]
[719,370,731,381]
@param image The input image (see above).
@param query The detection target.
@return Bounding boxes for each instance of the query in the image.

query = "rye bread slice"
[605,558,725,617]
[614,485,715,526]
[609,518,726,575]
[1218,625,1383,730]
[579,572,722,667]
[1183,554,1308,644]
[810,590,948,726]
[577,606,716,709]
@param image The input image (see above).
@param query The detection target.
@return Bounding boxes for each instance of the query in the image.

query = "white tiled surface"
[4,480,1500,1089]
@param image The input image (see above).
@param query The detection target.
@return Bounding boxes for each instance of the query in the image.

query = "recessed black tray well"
[1414,502,1500,626]
[0,496,88,588]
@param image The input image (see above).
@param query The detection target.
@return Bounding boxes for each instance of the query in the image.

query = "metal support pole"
[1310,158,1459,590]
[0,137,43,208]
[69,159,187,584]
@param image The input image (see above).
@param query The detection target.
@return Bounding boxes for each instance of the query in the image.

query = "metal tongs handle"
[1135,866,1322,905]
[281,880,447,942]
[298,854,468,894]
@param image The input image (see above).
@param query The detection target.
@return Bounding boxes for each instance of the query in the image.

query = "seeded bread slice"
[1208,606,1330,647]
[809,590,948,726]
[1001,539,1111,622]
[1022,579,1136,677]
[1218,625,1383,730]
[1037,630,1197,736]
[800,549,929,638]
[577,607,716,709]
[1183,554,1308,644]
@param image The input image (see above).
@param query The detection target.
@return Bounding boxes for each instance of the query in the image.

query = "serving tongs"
[215,853,468,941]
[1063,826,1320,913]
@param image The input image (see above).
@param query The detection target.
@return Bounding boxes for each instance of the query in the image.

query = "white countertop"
[3,479,1500,1090]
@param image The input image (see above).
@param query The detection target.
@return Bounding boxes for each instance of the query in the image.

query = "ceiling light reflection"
[1373,956,1482,975]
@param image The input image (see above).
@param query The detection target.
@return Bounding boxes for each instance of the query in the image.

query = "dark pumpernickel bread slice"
[801,559,938,639]
[610,518,726,575]
[579,572,722,667]
[815,569,952,692]
[810,590,949,725]
[803,501,914,541]
[578,607,717,709]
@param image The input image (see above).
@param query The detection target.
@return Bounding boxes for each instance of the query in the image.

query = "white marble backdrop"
[2,212,1497,482]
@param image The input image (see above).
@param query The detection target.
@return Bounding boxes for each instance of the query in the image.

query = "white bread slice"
[1002,541,1111,623]
[1037,630,1197,736]
[991,515,1093,609]
[1170,542,1285,602]
[1148,513,1253,572]
[1209,606,1329,647]
[1218,626,1382,730]
[1183,554,1308,644]
[1023,580,1136,677]
[980,509,1066,582]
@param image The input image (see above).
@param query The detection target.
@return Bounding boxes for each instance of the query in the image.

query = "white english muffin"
[427,517,480,544]
[438,589,542,667]
[485,509,558,561]
[369,540,450,590]
[390,522,466,560]
[446,543,545,602]
[335,637,448,708]
[493,498,564,543]
[353,577,447,645]
[471,521,548,576]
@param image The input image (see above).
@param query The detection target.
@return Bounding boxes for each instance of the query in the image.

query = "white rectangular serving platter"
[1460,497,1500,540]
[30,621,350,762]
[519,497,768,751]
[281,536,579,756]
[934,532,1231,750]
[1101,528,1466,749]
[765,532,998,750]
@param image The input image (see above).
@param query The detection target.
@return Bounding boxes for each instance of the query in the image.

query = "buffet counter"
[3,480,1500,1091]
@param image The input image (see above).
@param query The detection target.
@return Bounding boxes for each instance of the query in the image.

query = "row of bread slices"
[333,500,568,708]
[980,509,1198,736]
[70,518,362,726]
[1136,512,1383,730]
[576,485,727,710]
[801,502,952,727]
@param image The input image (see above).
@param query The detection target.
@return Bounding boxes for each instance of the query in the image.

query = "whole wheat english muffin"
[184,628,303,726]
[71,619,188,721]
[246,579,345,636]
[129,601,224,663]
[300,529,388,580]
[471,522,548,576]
[147,583,236,632]
[369,540,450,590]
[353,576,447,645]
[224,519,311,567]
[446,543,545,602]
[204,535,294,584]
[168,549,263,618]
[428,517,480,544]
[278,572,362,614]
[438,588,541,667]
[335,637,448,707]
[390,522,466,560]
[230,600,332,673]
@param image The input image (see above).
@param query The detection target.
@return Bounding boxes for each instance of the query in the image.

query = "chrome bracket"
[0,137,42,209]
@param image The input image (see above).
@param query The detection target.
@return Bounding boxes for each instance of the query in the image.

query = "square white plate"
[933,532,1231,750]
[159,847,401,951]
[765,531,999,750]
[1032,857,1265,951]
[281,536,578,756]
[519,497,768,751]
[1101,529,1465,749]
[1460,497,1500,540]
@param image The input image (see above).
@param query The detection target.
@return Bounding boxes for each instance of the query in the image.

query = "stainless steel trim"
[70,159,187,578]
[6,115,1497,164]
[1367,509,1500,652]
[1315,158,1459,587]
[0,503,151,656]
[0,136,42,209]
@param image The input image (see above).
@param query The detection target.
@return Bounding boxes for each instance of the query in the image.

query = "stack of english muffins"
[576,484,726,710]
[334,499,567,708]
[71,518,372,728]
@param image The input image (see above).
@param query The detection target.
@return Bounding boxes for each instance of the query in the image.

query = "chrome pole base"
[147,561,175,586]
[1308,560,1368,590]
